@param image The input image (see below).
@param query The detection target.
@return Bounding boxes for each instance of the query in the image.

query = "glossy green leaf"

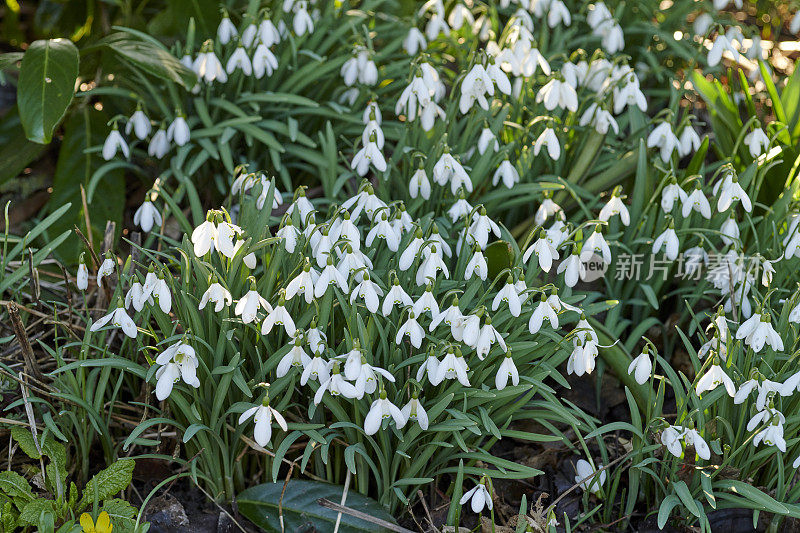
[237,480,398,533]
[17,39,79,144]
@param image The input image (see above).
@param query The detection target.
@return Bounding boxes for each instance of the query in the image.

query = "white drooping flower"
[193,48,227,83]
[661,179,687,213]
[217,15,237,44]
[199,282,233,312]
[536,78,578,112]
[148,127,169,158]
[97,256,115,287]
[736,313,783,353]
[226,46,252,76]
[681,184,711,219]
[459,480,493,513]
[134,199,162,233]
[533,128,560,160]
[314,363,359,405]
[459,64,495,113]
[235,283,272,324]
[403,27,427,55]
[708,33,739,67]
[102,126,129,161]
[277,337,312,378]
[76,256,89,291]
[599,190,630,226]
[647,122,680,163]
[261,297,296,337]
[433,150,472,194]
[154,341,200,401]
[661,426,684,458]
[364,390,406,435]
[695,364,735,397]
[652,224,680,261]
[125,107,151,140]
[433,349,470,386]
[238,395,288,447]
[401,395,429,430]
[90,303,137,338]
[167,115,191,146]
[495,353,520,390]
[579,103,619,135]
[683,428,711,460]
[717,176,752,213]
[396,312,424,348]
[574,459,605,497]
[627,348,652,385]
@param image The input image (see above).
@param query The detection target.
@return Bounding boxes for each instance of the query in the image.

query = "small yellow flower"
[80,511,113,533]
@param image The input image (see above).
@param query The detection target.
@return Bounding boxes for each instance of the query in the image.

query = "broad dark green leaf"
[17,39,79,144]
[237,480,398,533]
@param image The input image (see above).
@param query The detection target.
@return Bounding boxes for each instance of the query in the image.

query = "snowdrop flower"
[366,213,400,251]
[102,126,129,161]
[217,15,238,44]
[125,282,148,312]
[134,198,162,232]
[261,296,296,337]
[594,19,624,53]
[154,341,200,401]
[653,223,680,261]
[708,34,739,67]
[736,313,783,353]
[753,422,786,452]
[382,278,413,316]
[416,349,440,384]
[396,312,424,348]
[581,227,612,265]
[760,258,775,287]
[409,165,431,200]
[682,183,711,219]
[284,262,315,304]
[146,273,172,314]
[475,129,498,156]
[627,347,652,385]
[148,127,169,158]
[694,13,714,36]
[661,426,684,457]
[720,216,740,246]
[425,10,450,40]
[678,126,702,157]
[587,2,613,30]
[199,282,233,312]
[742,126,770,158]
[76,255,89,291]
[465,246,489,280]
[647,122,680,163]
[276,337,312,378]
[226,47,251,77]
[403,27,427,55]
[547,0,570,26]
[475,317,506,359]
[661,179,687,213]
[579,103,618,135]
[495,353,520,390]
[167,115,191,146]
[574,459,605,497]
[252,42,279,78]
[90,302,137,338]
[558,249,586,287]
[314,363,359,405]
[351,135,386,176]
[599,188,630,225]
[430,298,464,333]
[537,78,578,112]
[529,295,559,334]
[792,11,800,34]
[433,149,472,194]
[351,274,384,313]
[613,75,647,114]
[238,393,288,447]
[683,246,708,279]
[717,176,752,212]
[460,63,494,113]
[535,195,564,225]
[364,390,405,435]
[448,3,474,30]
[434,349,470,386]
[315,257,349,298]
[493,278,522,317]
[416,245,450,285]
[401,395,429,430]
[95,256,115,288]
[125,106,151,140]
[353,360,395,399]
[567,339,598,376]
[301,352,331,385]
[193,47,227,83]
[289,1,315,35]
[533,128,560,160]
[275,218,300,254]
[235,281,271,324]
[493,159,519,189]
[696,364,735,397]
[683,429,711,460]
[459,479,493,513]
